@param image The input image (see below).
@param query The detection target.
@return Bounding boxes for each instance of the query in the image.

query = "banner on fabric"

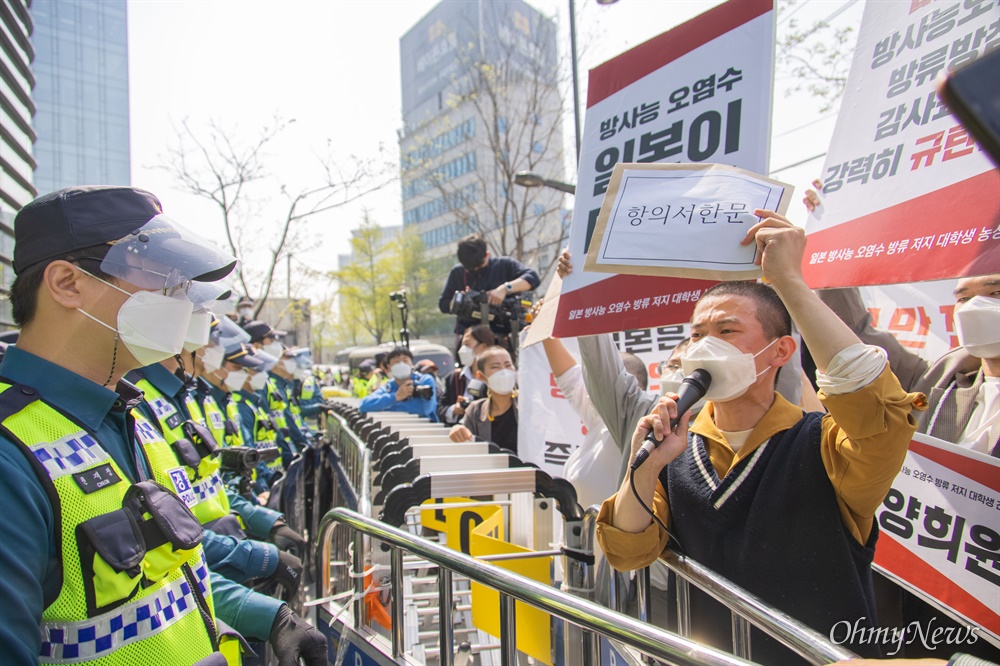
[803,0,1000,288]
[861,278,961,362]
[874,433,1000,643]
[553,0,776,337]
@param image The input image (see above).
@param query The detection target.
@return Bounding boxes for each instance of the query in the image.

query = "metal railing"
[658,552,859,664]
[320,507,754,666]
[317,404,861,666]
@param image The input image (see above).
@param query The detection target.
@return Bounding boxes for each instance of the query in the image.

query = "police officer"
[352,359,377,398]
[0,187,325,665]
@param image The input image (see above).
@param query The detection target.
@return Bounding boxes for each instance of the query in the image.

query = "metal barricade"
[316,401,861,666]
[320,507,753,666]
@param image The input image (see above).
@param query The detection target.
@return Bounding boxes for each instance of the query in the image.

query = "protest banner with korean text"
[874,433,1000,643]
[804,1,1000,288]
[554,0,775,337]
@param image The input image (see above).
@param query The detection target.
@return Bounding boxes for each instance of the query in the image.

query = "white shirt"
[958,375,1000,454]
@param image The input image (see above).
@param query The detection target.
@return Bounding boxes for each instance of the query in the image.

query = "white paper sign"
[584,163,792,280]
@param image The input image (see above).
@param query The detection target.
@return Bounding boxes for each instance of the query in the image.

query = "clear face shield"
[98,214,238,295]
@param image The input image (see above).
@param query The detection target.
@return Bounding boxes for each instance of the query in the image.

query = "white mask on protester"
[458,345,476,367]
[224,369,248,391]
[201,345,224,373]
[390,362,412,380]
[183,311,212,352]
[249,372,268,391]
[955,295,1000,359]
[487,369,517,395]
[76,271,194,367]
[681,336,778,402]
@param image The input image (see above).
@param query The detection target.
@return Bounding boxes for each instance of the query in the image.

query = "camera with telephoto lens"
[413,384,435,400]
[216,446,280,474]
[448,289,530,333]
[389,290,407,303]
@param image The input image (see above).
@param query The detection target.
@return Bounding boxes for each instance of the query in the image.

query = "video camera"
[217,446,281,499]
[389,290,407,303]
[449,289,531,333]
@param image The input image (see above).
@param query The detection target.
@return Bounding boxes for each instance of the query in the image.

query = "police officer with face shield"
[0,187,325,665]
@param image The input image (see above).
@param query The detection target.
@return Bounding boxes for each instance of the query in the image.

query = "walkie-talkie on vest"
[630,369,712,471]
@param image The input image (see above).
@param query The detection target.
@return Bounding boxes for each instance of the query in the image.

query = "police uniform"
[127,364,284,587]
[0,187,253,664]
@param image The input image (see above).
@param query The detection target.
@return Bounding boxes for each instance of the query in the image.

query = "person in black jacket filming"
[438,233,540,344]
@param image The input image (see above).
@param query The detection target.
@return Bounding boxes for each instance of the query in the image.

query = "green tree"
[334,213,396,345]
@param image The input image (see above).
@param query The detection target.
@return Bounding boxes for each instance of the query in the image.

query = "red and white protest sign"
[874,433,1000,642]
[862,279,961,362]
[553,0,775,337]
[804,1,1000,288]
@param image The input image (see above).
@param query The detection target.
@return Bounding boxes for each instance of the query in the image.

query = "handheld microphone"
[630,368,711,471]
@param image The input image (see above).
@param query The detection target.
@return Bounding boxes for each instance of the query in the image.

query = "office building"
[29,0,130,194]
[0,0,35,329]
[398,0,567,286]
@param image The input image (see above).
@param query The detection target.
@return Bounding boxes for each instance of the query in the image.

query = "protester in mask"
[596,209,925,663]
[556,249,805,493]
[805,187,999,454]
[805,188,1000,662]
[0,186,325,665]
[438,325,496,424]
[236,295,255,325]
[449,346,519,454]
[358,347,438,420]
[438,233,540,342]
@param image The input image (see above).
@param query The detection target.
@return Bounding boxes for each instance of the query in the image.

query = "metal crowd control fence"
[314,401,860,666]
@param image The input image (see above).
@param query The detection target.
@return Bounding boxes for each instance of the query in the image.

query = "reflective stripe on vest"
[40,558,212,662]
[0,383,220,665]
[133,379,230,525]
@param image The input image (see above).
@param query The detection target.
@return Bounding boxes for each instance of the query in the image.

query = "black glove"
[270,549,302,597]
[270,520,307,557]
[269,605,327,666]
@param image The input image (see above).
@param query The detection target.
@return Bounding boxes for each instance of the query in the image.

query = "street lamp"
[514,171,577,194]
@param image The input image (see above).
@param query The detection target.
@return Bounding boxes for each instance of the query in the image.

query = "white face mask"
[238,306,253,319]
[263,341,284,358]
[955,295,1000,359]
[293,368,307,381]
[681,336,778,402]
[390,362,412,380]
[183,311,212,352]
[458,345,476,367]
[224,369,248,391]
[201,345,224,373]
[282,359,298,374]
[487,368,517,395]
[249,372,268,391]
[76,271,194,367]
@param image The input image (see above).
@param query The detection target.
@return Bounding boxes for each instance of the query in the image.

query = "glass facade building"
[29,0,130,195]
[0,0,35,328]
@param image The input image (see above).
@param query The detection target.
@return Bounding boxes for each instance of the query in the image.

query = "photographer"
[358,347,439,421]
[438,324,495,424]
[438,233,540,339]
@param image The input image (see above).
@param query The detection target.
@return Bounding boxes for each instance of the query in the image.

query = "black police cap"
[242,320,286,344]
[13,186,164,275]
